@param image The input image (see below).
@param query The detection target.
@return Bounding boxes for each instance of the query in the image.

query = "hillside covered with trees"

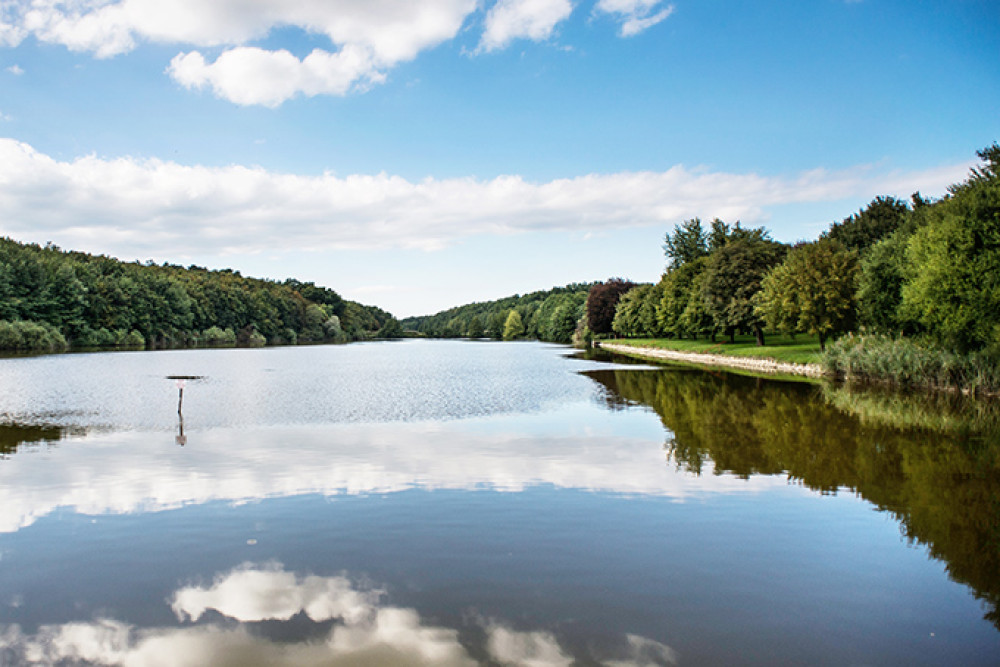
[0,238,402,352]
[400,283,593,343]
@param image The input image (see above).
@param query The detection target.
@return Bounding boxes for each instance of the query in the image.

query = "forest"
[400,283,593,343]
[0,238,402,352]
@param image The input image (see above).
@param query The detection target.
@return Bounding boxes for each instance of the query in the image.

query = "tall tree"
[702,237,787,345]
[755,239,859,351]
[822,195,910,254]
[900,145,1000,352]
[663,219,708,268]
[503,309,525,340]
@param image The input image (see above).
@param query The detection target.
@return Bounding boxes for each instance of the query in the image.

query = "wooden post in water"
[176,379,186,415]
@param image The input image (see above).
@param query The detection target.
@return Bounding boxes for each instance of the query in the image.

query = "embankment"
[596,341,826,379]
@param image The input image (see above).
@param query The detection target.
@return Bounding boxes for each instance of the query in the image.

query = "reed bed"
[823,333,1000,396]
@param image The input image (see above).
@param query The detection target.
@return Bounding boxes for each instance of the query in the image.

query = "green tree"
[467,316,484,338]
[612,285,650,337]
[657,258,707,338]
[900,149,1000,351]
[549,303,579,343]
[503,309,525,340]
[823,196,910,254]
[702,237,787,345]
[857,231,912,333]
[663,218,708,268]
[755,239,859,350]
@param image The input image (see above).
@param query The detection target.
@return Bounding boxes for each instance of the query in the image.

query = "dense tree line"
[606,144,1000,360]
[0,237,401,352]
[400,284,593,343]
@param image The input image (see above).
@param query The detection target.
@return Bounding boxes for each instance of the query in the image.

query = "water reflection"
[0,564,676,666]
[0,408,776,534]
[587,368,1000,629]
[0,422,84,458]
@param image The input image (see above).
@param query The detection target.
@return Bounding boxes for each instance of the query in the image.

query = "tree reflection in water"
[585,367,1000,629]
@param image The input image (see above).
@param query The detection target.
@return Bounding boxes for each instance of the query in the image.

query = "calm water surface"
[0,339,997,665]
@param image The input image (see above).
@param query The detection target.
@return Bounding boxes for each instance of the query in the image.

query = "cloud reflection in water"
[1,564,676,666]
[0,410,782,533]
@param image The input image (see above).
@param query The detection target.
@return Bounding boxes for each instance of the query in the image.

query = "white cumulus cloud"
[0,0,478,104]
[167,45,386,107]
[595,0,674,37]
[478,0,574,52]
[0,138,972,261]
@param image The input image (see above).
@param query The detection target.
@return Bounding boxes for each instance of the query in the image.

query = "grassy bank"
[605,334,823,365]
[823,334,1000,396]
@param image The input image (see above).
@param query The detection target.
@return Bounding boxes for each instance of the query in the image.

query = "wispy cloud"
[5,63,23,75]
[478,0,574,53]
[0,138,971,259]
[594,0,674,37]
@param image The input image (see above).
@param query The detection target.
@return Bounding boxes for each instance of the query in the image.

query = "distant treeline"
[400,283,593,343]
[0,238,402,352]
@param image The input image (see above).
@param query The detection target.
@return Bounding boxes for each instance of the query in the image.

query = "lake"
[0,339,997,665]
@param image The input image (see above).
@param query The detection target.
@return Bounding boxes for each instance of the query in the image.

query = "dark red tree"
[585,278,636,335]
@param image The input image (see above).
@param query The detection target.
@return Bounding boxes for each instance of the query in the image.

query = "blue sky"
[0,0,997,317]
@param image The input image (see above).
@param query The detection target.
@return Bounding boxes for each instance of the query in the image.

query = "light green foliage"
[657,258,706,338]
[612,284,664,338]
[899,152,1000,352]
[202,326,237,346]
[0,320,68,352]
[755,239,858,350]
[612,285,650,337]
[503,309,525,340]
[823,333,1000,394]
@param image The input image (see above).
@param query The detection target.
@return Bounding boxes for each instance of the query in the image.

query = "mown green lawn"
[606,334,823,365]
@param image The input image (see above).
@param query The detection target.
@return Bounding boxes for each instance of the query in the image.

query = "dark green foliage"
[663,218,708,268]
[701,236,787,345]
[857,231,912,333]
[400,283,592,343]
[0,237,398,352]
[823,196,910,253]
